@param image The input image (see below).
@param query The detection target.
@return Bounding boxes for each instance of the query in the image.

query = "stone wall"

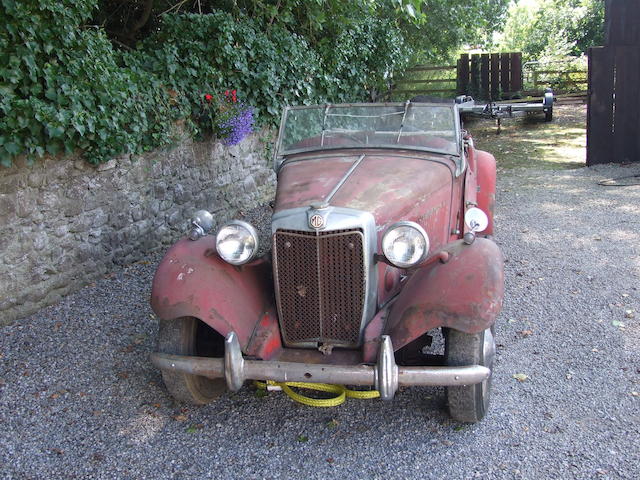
[0,132,276,325]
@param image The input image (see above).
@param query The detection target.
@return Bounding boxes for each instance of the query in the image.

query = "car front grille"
[273,228,366,347]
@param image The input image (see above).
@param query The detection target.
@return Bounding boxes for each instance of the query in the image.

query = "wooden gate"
[457,52,523,100]
[587,0,640,165]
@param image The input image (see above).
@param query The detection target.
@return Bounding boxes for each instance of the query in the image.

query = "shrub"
[0,0,174,165]
[0,2,411,167]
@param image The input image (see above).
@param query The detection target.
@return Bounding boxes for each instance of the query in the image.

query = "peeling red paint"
[475,150,497,235]
[385,238,504,351]
[276,152,455,250]
[151,237,278,353]
[362,308,387,363]
[151,130,503,370]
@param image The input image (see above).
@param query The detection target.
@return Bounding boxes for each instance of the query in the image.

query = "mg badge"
[309,214,325,229]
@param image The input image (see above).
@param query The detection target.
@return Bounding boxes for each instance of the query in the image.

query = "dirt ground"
[468,104,587,171]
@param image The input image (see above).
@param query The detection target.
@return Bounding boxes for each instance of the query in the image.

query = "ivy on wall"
[0,1,409,167]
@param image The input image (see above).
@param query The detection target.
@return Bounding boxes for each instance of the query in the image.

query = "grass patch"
[467,104,587,171]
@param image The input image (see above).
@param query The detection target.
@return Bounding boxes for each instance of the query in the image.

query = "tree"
[93,0,509,61]
[497,0,604,61]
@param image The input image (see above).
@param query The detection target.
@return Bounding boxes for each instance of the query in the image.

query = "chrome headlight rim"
[215,219,260,265]
[382,220,430,268]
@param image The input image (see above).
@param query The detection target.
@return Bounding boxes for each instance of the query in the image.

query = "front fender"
[476,150,497,236]
[151,237,281,359]
[385,238,504,351]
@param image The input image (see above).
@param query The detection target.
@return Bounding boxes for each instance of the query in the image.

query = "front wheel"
[157,317,227,404]
[445,327,495,422]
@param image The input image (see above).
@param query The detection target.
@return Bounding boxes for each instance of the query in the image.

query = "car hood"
[274,153,454,244]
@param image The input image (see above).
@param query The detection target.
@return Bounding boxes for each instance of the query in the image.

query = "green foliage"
[94,0,426,47]
[402,0,511,63]
[317,16,410,101]
[524,56,588,94]
[126,12,325,125]
[1,1,413,167]
[497,0,604,61]
[0,0,174,166]
[2,0,505,167]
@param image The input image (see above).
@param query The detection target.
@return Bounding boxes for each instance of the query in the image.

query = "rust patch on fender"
[386,238,504,351]
[151,237,278,353]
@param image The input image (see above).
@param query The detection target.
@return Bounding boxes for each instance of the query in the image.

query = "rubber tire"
[157,317,227,404]
[445,327,495,423]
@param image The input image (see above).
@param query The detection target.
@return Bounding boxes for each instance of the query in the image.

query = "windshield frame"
[274,102,462,163]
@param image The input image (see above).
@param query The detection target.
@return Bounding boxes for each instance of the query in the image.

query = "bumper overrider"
[151,332,490,400]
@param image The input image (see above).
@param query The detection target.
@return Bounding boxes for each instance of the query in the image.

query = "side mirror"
[464,207,488,233]
[188,209,214,241]
[463,208,488,245]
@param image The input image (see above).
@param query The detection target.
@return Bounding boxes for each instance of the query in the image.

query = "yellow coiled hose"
[255,380,380,407]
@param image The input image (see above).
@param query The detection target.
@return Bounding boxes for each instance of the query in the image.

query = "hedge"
[0,0,410,166]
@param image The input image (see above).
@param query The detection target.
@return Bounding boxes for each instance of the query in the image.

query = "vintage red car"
[150,101,504,422]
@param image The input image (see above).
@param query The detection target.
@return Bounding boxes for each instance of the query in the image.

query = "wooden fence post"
[612,47,640,163]
[480,53,490,100]
[510,52,523,93]
[470,54,480,97]
[500,53,511,97]
[587,1,640,165]
[457,54,469,95]
[490,53,500,100]
[586,47,615,166]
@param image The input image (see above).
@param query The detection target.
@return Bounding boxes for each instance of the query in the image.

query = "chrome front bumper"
[150,332,491,400]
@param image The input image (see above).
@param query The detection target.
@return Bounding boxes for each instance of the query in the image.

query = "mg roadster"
[150,101,504,422]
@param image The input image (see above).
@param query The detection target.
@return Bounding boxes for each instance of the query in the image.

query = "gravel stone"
[1,164,639,480]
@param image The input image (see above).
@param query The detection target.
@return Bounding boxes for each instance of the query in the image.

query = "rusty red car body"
[150,102,504,422]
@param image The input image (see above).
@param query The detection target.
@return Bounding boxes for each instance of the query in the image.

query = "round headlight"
[216,220,259,265]
[382,221,429,268]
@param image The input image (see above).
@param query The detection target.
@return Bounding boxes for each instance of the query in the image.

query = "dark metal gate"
[587,0,640,166]
[457,52,523,100]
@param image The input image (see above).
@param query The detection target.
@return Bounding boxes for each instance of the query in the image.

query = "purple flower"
[220,106,254,146]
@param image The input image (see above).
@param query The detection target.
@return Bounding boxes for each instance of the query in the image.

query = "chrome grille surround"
[272,206,378,348]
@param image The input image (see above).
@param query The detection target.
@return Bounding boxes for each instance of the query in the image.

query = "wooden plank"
[396,79,457,84]
[510,52,523,92]
[586,46,615,166]
[470,54,480,97]
[457,54,469,95]
[605,0,640,46]
[392,89,457,95]
[612,47,640,163]
[554,93,589,99]
[604,0,612,44]
[406,65,457,72]
[490,53,500,100]
[532,71,539,89]
[500,53,511,95]
[480,53,490,99]
[500,93,587,103]
[534,70,588,75]
[522,90,588,97]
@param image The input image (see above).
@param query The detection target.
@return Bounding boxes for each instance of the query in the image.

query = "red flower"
[224,90,230,96]
[204,94,213,102]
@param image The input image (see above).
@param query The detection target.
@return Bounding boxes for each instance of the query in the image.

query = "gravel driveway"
[1,161,639,480]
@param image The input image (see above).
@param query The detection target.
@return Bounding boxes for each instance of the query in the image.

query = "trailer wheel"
[445,327,495,422]
[157,317,227,404]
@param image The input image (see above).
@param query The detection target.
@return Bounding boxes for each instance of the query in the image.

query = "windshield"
[276,103,459,157]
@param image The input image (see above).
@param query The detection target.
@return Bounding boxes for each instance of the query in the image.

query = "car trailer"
[456,88,554,132]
